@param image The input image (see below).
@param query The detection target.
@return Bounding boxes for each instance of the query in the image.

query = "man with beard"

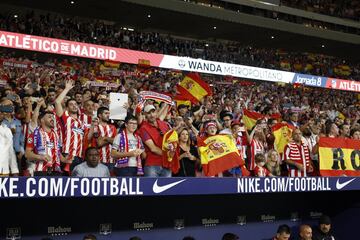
[313,215,336,240]
[25,111,66,175]
[138,104,171,177]
[55,80,91,172]
[93,107,117,171]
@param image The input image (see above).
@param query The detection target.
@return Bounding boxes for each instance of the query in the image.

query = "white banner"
[159,56,294,83]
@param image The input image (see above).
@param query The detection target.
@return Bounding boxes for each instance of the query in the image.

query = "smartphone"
[6,94,16,101]
[0,105,14,113]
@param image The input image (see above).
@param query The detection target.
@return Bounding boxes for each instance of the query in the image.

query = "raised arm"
[54,80,74,117]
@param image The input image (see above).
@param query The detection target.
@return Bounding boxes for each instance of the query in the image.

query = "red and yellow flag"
[162,130,180,174]
[242,109,281,130]
[104,60,120,68]
[198,134,243,176]
[272,123,295,154]
[177,73,212,104]
[174,95,191,109]
[242,109,264,130]
[319,137,360,176]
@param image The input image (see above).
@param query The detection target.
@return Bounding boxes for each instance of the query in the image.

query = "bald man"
[298,224,312,240]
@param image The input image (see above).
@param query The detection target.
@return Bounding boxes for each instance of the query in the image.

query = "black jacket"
[312,227,335,240]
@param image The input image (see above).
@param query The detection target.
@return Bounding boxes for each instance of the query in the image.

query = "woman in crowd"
[173,127,199,177]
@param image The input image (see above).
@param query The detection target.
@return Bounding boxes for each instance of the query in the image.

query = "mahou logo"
[133,222,154,231]
[48,226,72,236]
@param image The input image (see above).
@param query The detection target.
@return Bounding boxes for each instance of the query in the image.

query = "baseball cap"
[143,104,156,113]
[319,215,331,225]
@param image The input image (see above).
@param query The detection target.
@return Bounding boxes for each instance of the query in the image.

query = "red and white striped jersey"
[61,112,86,158]
[95,123,117,164]
[250,139,265,170]
[79,113,92,128]
[283,141,311,177]
[26,128,61,172]
[22,122,29,144]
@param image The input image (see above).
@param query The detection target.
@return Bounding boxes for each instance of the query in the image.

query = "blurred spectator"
[222,232,239,240]
[0,98,19,176]
[83,234,97,240]
[272,224,291,240]
[129,237,142,240]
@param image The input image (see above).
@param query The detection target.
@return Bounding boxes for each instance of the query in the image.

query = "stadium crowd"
[0,9,359,80]
[0,7,359,177]
[0,45,359,177]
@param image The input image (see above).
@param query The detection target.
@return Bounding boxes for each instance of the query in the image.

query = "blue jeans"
[114,167,138,177]
[144,166,171,177]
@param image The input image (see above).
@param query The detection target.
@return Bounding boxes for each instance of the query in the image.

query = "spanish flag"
[174,95,191,109]
[319,137,360,176]
[104,60,120,68]
[242,109,264,130]
[242,109,282,130]
[177,73,212,104]
[272,123,295,154]
[162,130,180,174]
[198,134,243,176]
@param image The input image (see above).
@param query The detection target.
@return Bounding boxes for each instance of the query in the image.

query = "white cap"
[143,104,156,113]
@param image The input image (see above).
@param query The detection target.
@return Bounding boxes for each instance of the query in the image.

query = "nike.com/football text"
[0,178,143,197]
[237,178,331,193]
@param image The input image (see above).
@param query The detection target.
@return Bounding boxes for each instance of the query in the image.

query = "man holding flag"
[198,121,245,177]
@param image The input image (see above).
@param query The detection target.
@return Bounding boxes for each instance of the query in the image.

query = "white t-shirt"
[127,133,138,167]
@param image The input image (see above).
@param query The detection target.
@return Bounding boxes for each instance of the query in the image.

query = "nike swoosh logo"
[336,178,356,190]
[153,179,186,193]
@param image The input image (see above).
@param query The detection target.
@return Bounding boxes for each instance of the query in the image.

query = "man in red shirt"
[138,104,171,177]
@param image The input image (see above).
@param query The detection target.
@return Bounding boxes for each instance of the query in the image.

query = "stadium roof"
[2,0,360,62]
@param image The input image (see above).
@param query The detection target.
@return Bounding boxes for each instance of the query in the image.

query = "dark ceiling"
[1,0,360,62]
